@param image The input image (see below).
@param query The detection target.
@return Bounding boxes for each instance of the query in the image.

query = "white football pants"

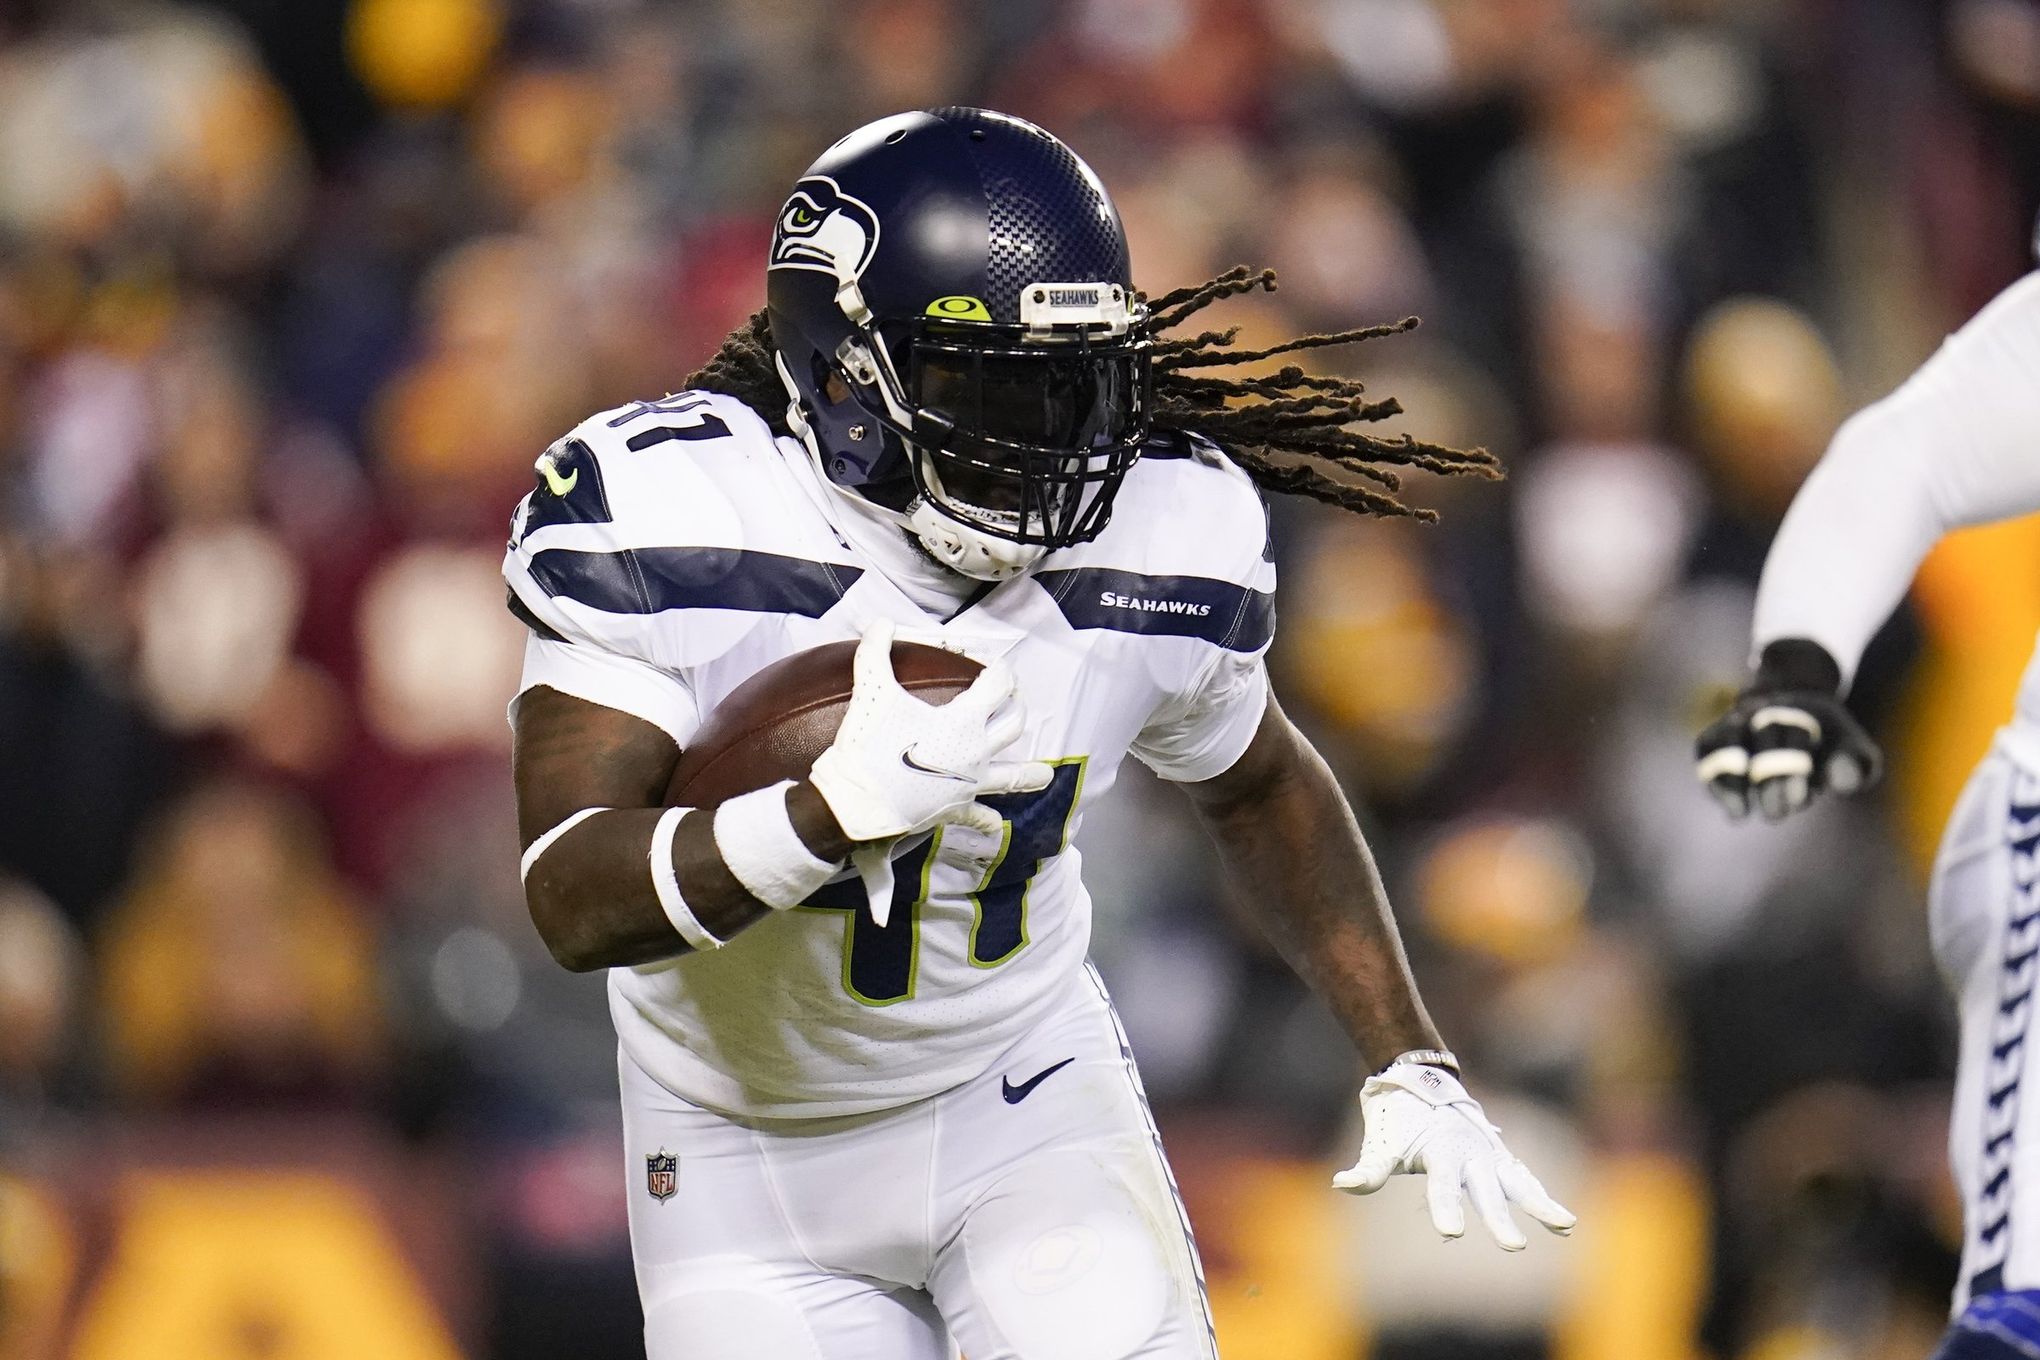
[1938,727,2040,1312]
[619,965,1217,1360]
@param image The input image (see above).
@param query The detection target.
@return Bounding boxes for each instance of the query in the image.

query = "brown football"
[664,640,984,808]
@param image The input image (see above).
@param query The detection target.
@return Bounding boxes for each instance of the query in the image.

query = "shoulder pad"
[1029,427,1276,653]
[1079,431,1270,577]
[512,392,755,559]
[503,391,859,668]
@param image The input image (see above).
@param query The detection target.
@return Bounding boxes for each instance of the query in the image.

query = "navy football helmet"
[766,108,1151,579]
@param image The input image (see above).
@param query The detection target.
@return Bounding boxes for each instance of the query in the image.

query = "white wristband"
[1364,1062,1477,1111]
[521,806,611,883]
[713,781,841,910]
[650,806,724,951]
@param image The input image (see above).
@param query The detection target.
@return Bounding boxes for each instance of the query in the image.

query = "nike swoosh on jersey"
[538,459,579,496]
[901,747,972,781]
[1001,1057,1075,1104]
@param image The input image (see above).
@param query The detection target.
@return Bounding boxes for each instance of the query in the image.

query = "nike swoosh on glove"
[1333,1064,1576,1251]
[810,619,1053,847]
[1694,637,1882,822]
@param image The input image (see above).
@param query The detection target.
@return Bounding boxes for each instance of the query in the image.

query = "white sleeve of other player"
[514,633,702,749]
[1754,271,2040,690]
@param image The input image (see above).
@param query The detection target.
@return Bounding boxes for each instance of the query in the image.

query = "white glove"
[1332,1063,1576,1251]
[810,619,1052,846]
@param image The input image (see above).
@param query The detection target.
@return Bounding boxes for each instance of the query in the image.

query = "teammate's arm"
[1180,691,1575,1249]
[1700,273,2040,819]
[512,686,852,971]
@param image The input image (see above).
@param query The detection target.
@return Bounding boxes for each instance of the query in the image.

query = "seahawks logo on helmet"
[770,176,881,285]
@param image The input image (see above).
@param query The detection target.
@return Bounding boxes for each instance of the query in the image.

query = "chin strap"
[904,498,1044,581]
[774,346,1045,583]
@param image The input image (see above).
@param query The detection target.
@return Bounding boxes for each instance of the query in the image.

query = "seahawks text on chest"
[1099,591,1213,617]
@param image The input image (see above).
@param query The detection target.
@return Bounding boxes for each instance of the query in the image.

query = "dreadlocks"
[684,264,1498,522]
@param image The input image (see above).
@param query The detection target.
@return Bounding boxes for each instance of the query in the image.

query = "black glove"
[1694,638,1884,822]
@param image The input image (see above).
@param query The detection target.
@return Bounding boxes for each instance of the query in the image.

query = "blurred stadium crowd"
[3,0,2040,1356]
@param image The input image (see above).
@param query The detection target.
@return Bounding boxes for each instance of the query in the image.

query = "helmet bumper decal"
[1019,282,1132,336]
[769,178,882,287]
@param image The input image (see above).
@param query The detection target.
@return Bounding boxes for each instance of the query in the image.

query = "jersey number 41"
[798,760,1087,1005]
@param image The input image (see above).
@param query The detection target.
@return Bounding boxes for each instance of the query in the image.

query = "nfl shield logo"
[646,1149,677,1203]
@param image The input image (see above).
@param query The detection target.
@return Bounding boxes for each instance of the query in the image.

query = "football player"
[507,108,1573,1360]
[1696,234,2040,1358]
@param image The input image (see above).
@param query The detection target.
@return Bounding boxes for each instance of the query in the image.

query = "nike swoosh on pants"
[1001,1057,1076,1104]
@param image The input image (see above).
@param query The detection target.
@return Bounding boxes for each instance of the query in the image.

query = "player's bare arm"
[514,621,1046,972]
[1183,690,1577,1249]
[511,686,849,969]
[1180,691,1439,1063]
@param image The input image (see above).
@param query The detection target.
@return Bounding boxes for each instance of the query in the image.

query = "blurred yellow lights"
[1683,296,1843,515]
[1288,525,1476,791]
[346,0,503,111]
[69,1175,461,1360]
[473,68,612,213]
[1417,818,1593,966]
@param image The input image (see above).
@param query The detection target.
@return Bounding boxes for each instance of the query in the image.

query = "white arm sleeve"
[1753,272,2040,690]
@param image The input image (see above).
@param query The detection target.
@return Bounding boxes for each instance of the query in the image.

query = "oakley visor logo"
[927,295,993,321]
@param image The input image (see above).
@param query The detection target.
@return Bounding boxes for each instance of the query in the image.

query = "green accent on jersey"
[967,757,1088,969]
[789,763,1086,1004]
[537,458,578,497]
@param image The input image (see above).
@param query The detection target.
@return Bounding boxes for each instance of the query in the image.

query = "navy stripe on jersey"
[505,588,567,642]
[1035,567,1274,652]
[626,417,733,451]
[526,546,863,618]
[519,438,613,537]
[1940,1291,2040,1358]
[1970,787,2040,1300]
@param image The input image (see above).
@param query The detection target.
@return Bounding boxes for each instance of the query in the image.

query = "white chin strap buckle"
[905,499,1045,581]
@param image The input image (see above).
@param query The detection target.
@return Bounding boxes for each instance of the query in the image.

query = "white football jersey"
[503,391,1275,1118]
